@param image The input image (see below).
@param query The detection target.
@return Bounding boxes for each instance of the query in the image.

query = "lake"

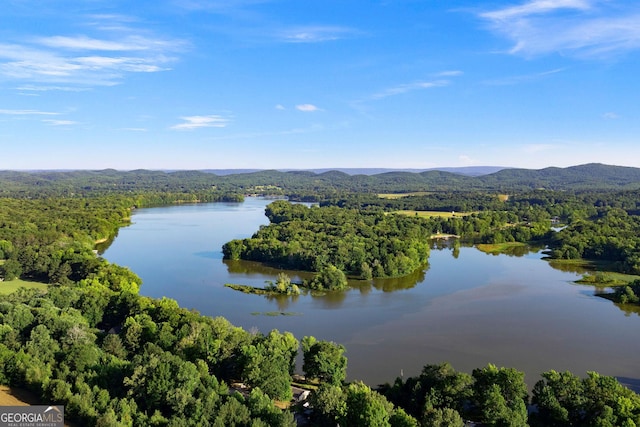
[102,197,640,389]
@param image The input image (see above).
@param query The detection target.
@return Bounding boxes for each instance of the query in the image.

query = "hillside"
[1,163,640,197]
[479,163,640,190]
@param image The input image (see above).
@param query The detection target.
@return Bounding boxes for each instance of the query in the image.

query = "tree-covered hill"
[481,163,640,190]
[2,163,640,197]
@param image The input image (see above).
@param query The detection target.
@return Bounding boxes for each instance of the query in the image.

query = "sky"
[2,0,640,170]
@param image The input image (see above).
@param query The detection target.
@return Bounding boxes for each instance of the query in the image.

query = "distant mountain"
[478,163,640,190]
[424,166,508,177]
[197,169,263,176]
[208,163,640,191]
[2,163,640,195]
[199,166,507,177]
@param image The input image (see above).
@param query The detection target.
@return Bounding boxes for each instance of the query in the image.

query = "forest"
[223,191,640,282]
[1,165,640,426]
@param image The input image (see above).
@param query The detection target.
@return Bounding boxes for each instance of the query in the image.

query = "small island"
[225,268,349,297]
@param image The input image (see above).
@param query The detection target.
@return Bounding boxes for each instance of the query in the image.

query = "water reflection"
[95,232,118,254]
[224,259,314,283]
[546,259,592,274]
[102,199,640,388]
[264,293,301,311]
[613,304,640,317]
[254,286,351,310]
[356,267,427,293]
[222,260,429,296]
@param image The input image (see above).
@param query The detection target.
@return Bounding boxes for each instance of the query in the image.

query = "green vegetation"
[3,163,640,201]
[381,363,640,427]
[226,271,343,295]
[265,272,302,294]
[2,166,640,424]
[377,192,432,199]
[547,208,640,271]
[606,280,640,305]
[0,279,48,295]
[476,242,529,255]
[576,271,640,286]
[302,336,347,385]
[223,200,432,279]
[225,283,277,295]
[395,210,472,218]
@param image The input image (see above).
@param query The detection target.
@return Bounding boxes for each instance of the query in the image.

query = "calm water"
[102,198,640,388]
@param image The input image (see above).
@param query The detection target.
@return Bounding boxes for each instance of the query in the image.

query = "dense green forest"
[223,190,640,280]
[223,200,432,280]
[3,163,640,199]
[1,165,640,425]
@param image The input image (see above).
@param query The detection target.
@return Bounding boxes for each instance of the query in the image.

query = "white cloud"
[37,36,143,51]
[42,119,77,126]
[0,15,185,87]
[602,112,619,119]
[479,1,640,58]
[277,26,356,43]
[0,109,59,115]
[17,85,89,92]
[370,80,449,100]
[275,104,285,110]
[436,70,464,77]
[171,115,231,130]
[483,67,565,85]
[296,104,320,112]
[481,0,591,21]
[175,0,271,13]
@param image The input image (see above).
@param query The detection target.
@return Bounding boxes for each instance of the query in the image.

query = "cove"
[102,198,640,389]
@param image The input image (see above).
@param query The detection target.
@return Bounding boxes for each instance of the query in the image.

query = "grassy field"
[545,258,640,286]
[0,385,33,406]
[394,210,472,218]
[0,385,77,426]
[377,192,431,199]
[576,271,640,287]
[0,279,48,295]
[476,242,527,254]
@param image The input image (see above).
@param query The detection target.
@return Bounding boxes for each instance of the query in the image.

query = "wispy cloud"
[479,1,640,58]
[296,104,320,112]
[370,80,450,100]
[17,85,89,92]
[276,26,357,43]
[37,35,156,51]
[170,115,231,130]
[481,0,591,21]
[0,109,59,115]
[175,0,271,13]
[436,70,464,77]
[602,112,619,119]
[483,67,565,85]
[0,15,186,87]
[42,119,77,126]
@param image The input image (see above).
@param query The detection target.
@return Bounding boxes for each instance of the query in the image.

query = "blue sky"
[2,0,640,170]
